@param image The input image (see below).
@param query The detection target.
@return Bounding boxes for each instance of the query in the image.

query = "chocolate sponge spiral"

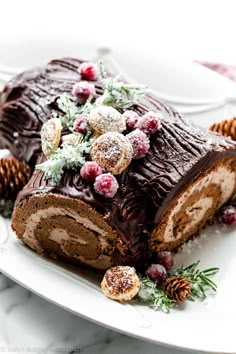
[1,58,236,271]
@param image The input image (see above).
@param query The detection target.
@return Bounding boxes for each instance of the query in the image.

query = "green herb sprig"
[98,77,147,110]
[174,261,219,301]
[36,135,93,185]
[137,276,175,313]
[56,93,93,131]
[57,93,79,129]
[97,61,147,109]
[136,261,219,312]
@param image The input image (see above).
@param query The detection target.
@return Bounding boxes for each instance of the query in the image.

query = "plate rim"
[0,220,235,354]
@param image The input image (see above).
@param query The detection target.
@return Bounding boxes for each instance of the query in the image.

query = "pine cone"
[209,117,236,140]
[0,157,31,200]
[164,275,191,302]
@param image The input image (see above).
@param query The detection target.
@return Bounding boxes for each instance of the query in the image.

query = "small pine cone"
[209,117,236,140]
[0,157,31,200]
[164,275,191,302]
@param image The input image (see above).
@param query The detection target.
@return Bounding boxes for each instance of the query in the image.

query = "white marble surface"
[0,273,202,354]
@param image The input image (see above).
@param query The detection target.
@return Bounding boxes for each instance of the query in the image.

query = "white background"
[1,0,236,65]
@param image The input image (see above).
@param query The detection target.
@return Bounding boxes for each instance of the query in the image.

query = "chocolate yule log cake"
[1,58,236,271]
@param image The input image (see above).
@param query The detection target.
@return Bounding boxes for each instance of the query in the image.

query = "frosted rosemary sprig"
[98,77,147,110]
[136,276,175,313]
[136,261,219,312]
[97,61,147,109]
[173,261,219,301]
[36,137,92,185]
[57,93,78,128]
[56,93,93,130]
[98,59,107,80]
[55,61,147,131]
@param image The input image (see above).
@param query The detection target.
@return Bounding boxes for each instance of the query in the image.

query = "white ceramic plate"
[1,39,236,353]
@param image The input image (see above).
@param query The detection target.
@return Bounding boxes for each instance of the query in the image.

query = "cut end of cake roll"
[12,193,117,270]
[12,156,236,270]
[151,157,236,252]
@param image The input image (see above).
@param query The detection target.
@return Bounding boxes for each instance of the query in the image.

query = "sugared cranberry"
[126,129,150,159]
[72,81,96,104]
[157,251,174,271]
[218,205,236,225]
[137,111,161,135]
[78,62,98,81]
[80,161,102,182]
[122,110,140,130]
[94,173,119,198]
[145,264,167,284]
[73,114,89,134]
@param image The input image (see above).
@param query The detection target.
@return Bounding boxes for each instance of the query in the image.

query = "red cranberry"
[94,173,119,198]
[123,110,140,130]
[73,114,89,134]
[126,129,150,159]
[218,205,236,225]
[72,81,96,104]
[157,251,174,271]
[145,264,167,284]
[80,161,102,182]
[78,62,98,81]
[137,111,161,135]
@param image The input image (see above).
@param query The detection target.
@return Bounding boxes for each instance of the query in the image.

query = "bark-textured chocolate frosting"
[0,59,84,164]
[3,58,236,270]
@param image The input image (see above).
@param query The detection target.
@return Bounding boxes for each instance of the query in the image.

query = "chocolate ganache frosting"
[4,58,236,267]
[0,59,86,164]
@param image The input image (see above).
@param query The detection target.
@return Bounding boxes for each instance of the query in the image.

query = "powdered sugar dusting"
[126,129,150,159]
[89,106,126,134]
[90,132,133,175]
[94,173,119,198]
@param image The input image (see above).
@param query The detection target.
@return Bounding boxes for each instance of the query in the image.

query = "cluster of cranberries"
[124,110,161,134]
[80,161,118,198]
[72,62,98,103]
[145,251,174,284]
[73,110,161,161]
[124,110,161,159]
[72,63,95,135]
[71,62,162,198]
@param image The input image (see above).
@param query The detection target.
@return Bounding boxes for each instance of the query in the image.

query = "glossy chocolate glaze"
[3,58,236,263]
